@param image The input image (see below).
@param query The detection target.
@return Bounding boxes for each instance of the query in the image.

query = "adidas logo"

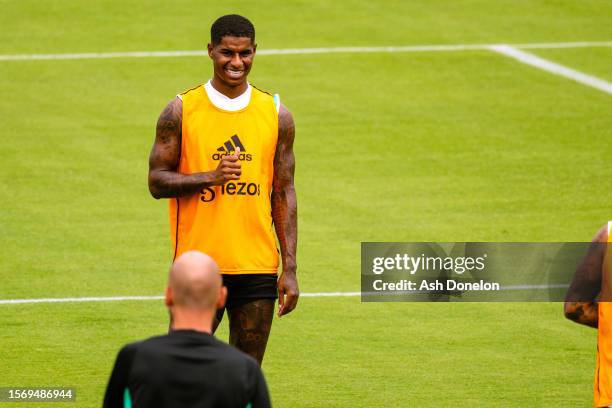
[212,134,252,161]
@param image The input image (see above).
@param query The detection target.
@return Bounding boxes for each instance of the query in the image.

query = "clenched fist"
[210,147,242,185]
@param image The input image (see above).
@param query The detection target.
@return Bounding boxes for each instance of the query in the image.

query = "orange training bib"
[169,85,279,274]
[595,221,612,407]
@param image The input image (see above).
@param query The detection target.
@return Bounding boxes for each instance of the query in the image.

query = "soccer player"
[564,222,612,407]
[148,14,298,364]
[103,251,271,408]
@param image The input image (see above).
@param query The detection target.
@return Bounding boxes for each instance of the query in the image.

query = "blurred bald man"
[103,251,271,408]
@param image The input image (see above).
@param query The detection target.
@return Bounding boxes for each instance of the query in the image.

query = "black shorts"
[221,274,278,310]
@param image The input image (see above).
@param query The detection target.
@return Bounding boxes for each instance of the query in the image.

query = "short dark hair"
[210,14,255,45]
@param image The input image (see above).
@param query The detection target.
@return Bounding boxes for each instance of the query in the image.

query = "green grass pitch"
[1,1,611,407]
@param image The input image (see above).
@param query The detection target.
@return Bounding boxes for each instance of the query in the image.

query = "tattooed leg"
[227,299,275,365]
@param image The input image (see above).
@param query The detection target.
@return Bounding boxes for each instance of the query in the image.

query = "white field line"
[0,296,164,305]
[0,41,611,61]
[489,45,612,95]
[0,292,362,305]
[0,285,567,305]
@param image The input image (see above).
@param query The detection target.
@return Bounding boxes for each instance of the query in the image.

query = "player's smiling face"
[208,36,256,94]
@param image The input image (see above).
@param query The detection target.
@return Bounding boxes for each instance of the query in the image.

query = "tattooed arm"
[564,225,608,328]
[148,97,241,199]
[272,104,299,317]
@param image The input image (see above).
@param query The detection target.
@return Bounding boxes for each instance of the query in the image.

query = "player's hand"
[277,271,299,317]
[211,146,241,184]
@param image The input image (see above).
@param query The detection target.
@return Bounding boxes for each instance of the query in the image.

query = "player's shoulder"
[179,84,204,98]
[127,333,185,360]
[114,339,144,364]
[594,222,611,243]
[250,83,273,98]
[250,84,282,111]
[123,336,161,352]
[277,102,294,138]
[138,332,180,348]
[120,338,145,351]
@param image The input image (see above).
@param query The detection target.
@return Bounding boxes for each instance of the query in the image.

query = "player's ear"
[207,43,214,58]
[216,286,227,309]
[164,286,173,307]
